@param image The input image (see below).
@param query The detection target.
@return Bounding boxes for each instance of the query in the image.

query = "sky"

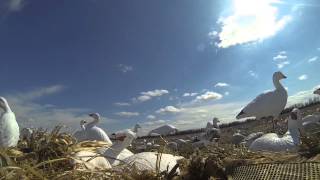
[0,0,320,135]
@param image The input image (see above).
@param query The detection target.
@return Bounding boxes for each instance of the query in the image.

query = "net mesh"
[230,162,320,180]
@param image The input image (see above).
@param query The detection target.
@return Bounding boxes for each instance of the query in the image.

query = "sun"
[216,0,291,48]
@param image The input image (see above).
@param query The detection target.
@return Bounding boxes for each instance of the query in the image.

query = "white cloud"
[286,86,320,107]
[273,54,287,61]
[225,91,230,96]
[298,74,308,80]
[136,95,151,102]
[3,85,114,132]
[156,106,183,114]
[214,82,230,87]
[277,61,290,69]
[147,115,156,120]
[195,91,223,102]
[215,0,292,48]
[141,89,169,97]
[308,56,318,63]
[273,51,290,69]
[248,70,258,78]
[115,111,140,117]
[279,51,286,55]
[118,64,133,73]
[208,31,218,39]
[133,89,169,103]
[183,92,198,97]
[114,102,131,106]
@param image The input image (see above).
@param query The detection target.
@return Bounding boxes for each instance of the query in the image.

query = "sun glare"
[216,0,291,48]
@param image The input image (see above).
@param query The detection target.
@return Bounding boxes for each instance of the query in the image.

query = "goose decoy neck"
[0,97,12,112]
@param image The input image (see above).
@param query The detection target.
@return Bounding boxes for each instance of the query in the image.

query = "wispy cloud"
[16,85,65,101]
[183,92,198,97]
[248,70,258,78]
[156,106,183,114]
[146,115,156,120]
[133,89,169,103]
[0,0,25,12]
[225,91,230,96]
[214,0,292,48]
[114,102,131,106]
[214,82,230,87]
[118,64,133,73]
[115,111,140,117]
[308,56,318,63]
[195,91,223,102]
[298,74,308,80]
[3,85,114,132]
[273,51,290,69]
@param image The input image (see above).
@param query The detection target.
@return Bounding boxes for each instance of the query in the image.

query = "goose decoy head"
[314,88,320,95]
[274,71,287,80]
[88,113,100,120]
[290,108,301,121]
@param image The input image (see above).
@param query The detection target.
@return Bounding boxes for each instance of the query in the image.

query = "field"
[1,103,320,179]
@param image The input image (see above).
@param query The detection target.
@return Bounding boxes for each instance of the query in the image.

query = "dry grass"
[1,115,320,179]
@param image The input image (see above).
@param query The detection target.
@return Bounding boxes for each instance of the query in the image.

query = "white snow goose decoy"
[71,150,112,170]
[231,130,246,145]
[100,129,136,166]
[0,97,20,148]
[122,152,184,174]
[73,120,87,142]
[84,113,112,144]
[236,71,288,131]
[314,88,320,95]
[249,108,302,152]
[300,88,320,133]
[133,124,141,133]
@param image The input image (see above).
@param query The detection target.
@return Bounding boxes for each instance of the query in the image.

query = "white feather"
[0,97,19,148]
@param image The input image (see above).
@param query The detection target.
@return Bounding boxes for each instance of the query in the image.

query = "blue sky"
[0,0,320,135]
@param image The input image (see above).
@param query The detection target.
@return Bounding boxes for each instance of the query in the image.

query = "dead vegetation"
[1,102,320,179]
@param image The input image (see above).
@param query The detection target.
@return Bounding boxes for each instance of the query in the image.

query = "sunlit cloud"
[214,0,292,48]
[195,91,223,102]
[308,56,318,63]
[132,89,169,103]
[214,82,230,87]
[156,106,183,114]
[298,74,308,80]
